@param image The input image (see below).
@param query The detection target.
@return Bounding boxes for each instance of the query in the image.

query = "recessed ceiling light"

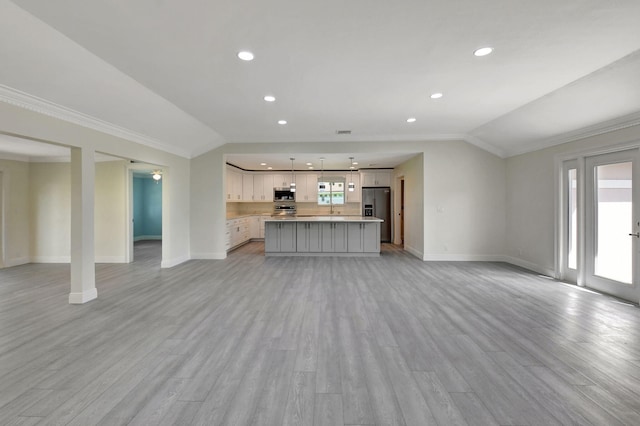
[308,166,314,169]
[267,166,273,170]
[306,162,312,166]
[430,93,443,99]
[474,47,493,57]
[264,95,276,102]
[407,117,417,123]
[278,120,287,125]
[260,162,267,166]
[237,51,254,61]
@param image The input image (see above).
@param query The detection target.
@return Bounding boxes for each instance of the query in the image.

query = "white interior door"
[585,149,640,302]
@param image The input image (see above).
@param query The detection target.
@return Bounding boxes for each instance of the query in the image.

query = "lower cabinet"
[265,222,297,252]
[347,222,380,253]
[297,222,322,252]
[265,220,380,256]
[321,223,348,253]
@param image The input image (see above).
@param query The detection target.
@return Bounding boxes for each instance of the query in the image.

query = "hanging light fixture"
[348,157,355,192]
[289,157,296,192]
[151,170,162,183]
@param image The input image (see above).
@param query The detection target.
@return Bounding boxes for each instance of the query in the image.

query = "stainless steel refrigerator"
[362,187,391,242]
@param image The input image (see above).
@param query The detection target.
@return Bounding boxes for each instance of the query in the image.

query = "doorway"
[561,148,640,303]
[400,178,405,246]
[126,166,163,264]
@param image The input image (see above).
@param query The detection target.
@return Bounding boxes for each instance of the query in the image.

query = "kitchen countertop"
[265,216,383,222]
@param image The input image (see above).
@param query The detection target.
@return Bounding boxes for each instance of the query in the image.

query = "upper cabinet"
[226,167,243,201]
[295,173,318,202]
[360,170,391,187]
[271,173,291,188]
[242,173,254,202]
[253,174,274,202]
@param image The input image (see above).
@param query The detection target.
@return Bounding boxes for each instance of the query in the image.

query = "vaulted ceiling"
[1,0,639,161]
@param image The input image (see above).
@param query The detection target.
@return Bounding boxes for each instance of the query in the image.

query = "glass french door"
[584,149,639,302]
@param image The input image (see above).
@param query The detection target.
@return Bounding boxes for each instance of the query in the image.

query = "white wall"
[0,101,191,268]
[29,162,70,262]
[394,154,424,258]
[95,161,127,262]
[0,159,30,266]
[506,125,640,276]
[29,160,128,262]
[191,140,507,262]
[422,140,506,261]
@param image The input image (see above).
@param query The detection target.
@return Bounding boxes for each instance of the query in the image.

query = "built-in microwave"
[274,188,296,201]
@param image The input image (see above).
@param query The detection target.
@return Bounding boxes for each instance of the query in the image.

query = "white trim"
[134,235,162,242]
[506,112,640,158]
[69,288,98,304]
[190,252,227,260]
[5,256,29,267]
[462,134,507,158]
[422,253,506,262]
[0,153,29,162]
[0,84,192,159]
[403,244,423,260]
[161,254,190,268]
[30,256,70,263]
[95,256,127,263]
[502,256,557,277]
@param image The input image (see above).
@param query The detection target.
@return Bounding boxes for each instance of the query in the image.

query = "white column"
[69,147,97,304]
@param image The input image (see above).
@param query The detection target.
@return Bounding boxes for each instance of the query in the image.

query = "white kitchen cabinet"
[293,173,319,202]
[265,222,297,252]
[271,173,291,188]
[226,168,243,201]
[346,173,361,203]
[242,173,254,201]
[296,222,322,252]
[249,216,260,239]
[347,222,380,253]
[321,222,348,253]
[360,170,391,187]
[227,217,250,250]
[253,174,274,202]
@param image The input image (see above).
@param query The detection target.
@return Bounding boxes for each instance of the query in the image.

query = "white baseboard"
[30,256,71,263]
[69,288,98,304]
[422,253,506,262]
[190,252,227,260]
[403,244,423,260]
[501,256,557,277]
[95,256,127,264]
[161,254,191,268]
[134,235,162,242]
[4,256,30,267]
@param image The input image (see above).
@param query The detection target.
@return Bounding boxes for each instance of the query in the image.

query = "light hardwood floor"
[1,240,640,425]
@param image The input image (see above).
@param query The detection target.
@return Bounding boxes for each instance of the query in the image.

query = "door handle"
[629,233,640,238]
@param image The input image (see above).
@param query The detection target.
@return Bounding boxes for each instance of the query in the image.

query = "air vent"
[335,130,352,135]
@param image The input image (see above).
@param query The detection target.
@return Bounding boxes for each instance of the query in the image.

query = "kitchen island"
[264,216,383,256]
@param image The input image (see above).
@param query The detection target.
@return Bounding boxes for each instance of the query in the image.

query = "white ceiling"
[1,0,640,162]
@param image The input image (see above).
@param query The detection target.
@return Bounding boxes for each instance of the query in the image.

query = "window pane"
[595,162,632,284]
[568,168,577,270]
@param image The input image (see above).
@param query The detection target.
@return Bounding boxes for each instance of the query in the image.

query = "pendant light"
[151,170,162,183]
[348,157,355,192]
[289,157,296,192]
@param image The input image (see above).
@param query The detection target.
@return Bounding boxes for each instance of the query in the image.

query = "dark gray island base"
[264,216,383,257]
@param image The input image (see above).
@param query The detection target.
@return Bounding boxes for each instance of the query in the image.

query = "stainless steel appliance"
[273,204,297,216]
[362,187,391,242]
[274,188,296,201]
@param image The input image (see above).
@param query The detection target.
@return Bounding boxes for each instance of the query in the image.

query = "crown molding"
[503,110,640,158]
[0,152,29,162]
[0,84,192,159]
[459,134,507,158]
